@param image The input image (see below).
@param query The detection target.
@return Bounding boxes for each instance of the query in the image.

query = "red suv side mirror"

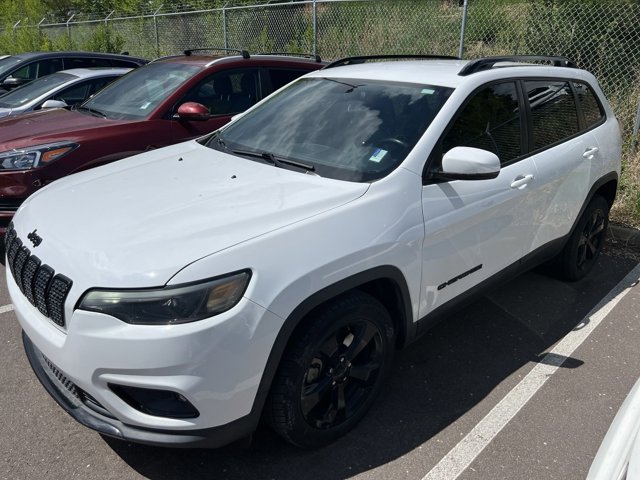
[175,102,209,121]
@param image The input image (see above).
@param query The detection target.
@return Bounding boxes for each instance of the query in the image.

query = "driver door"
[419,81,538,318]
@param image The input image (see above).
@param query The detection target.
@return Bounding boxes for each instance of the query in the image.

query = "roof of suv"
[9,51,147,64]
[308,55,592,89]
[152,51,325,68]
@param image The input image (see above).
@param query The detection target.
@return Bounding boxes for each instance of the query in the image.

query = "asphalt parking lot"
[2,242,640,480]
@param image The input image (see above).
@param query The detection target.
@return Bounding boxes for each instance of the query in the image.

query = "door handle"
[510,174,534,189]
[583,147,599,159]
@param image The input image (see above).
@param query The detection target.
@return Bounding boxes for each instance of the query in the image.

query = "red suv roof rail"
[183,48,250,59]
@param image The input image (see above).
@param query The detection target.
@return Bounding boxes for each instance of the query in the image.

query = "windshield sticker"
[369,148,388,163]
[421,88,435,95]
[140,102,151,110]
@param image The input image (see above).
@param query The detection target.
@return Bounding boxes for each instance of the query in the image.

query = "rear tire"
[266,291,395,448]
[558,195,609,281]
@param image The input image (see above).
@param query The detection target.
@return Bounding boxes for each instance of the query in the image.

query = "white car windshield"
[0,72,75,108]
[210,77,453,182]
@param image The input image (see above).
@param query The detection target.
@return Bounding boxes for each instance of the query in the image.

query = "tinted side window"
[181,68,259,116]
[574,81,605,128]
[524,80,579,151]
[442,82,522,164]
[267,69,309,92]
[54,80,92,105]
[89,76,118,95]
[13,58,63,80]
[110,59,140,68]
[64,57,111,69]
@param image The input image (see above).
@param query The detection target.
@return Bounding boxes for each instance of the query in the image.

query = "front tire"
[558,195,609,281]
[266,291,395,448]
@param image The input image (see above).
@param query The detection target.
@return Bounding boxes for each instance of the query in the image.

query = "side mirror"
[2,76,25,89]
[41,99,68,109]
[436,146,500,181]
[174,102,209,121]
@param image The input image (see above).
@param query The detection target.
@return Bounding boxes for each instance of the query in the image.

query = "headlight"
[77,271,251,325]
[0,142,78,170]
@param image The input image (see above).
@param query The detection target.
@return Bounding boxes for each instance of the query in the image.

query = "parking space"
[1,250,639,480]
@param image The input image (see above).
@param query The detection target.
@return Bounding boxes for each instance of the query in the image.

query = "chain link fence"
[5,0,640,143]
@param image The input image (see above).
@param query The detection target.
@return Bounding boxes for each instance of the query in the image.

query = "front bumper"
[10,267,284,447]
[22,332,255,448]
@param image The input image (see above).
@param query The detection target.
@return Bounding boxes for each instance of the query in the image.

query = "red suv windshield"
[81,62,201,120]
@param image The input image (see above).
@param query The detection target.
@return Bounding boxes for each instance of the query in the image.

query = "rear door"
[522,79,603,253]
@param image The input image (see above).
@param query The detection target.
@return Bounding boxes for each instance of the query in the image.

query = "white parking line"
[423,263,640,480]
[0,303,13,314]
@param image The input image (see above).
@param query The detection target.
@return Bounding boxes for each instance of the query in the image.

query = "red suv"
[0,50,324,232]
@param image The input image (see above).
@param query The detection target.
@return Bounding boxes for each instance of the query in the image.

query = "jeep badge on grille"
[27,229,42,247]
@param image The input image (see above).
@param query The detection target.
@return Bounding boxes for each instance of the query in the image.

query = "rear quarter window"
[573,81,605,128]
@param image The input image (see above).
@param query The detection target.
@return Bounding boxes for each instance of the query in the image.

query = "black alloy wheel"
[559,195,609,281]
[266,291,395,448]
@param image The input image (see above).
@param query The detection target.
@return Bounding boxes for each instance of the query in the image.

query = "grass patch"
[612,148,640,228]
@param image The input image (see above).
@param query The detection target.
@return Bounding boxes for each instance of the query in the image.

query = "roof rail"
[183,48,250,59]
[458,55,577,76]
[323,54,460,70]
[256,52,322,63]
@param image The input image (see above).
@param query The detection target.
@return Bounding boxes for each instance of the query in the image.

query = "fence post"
[312,0,318,57]
[633,97,640,153]
[223,3,228,49]
[37,17,45,35]
[458,0,469,59]
[66,13,75,39]
[104,10,114,27]
[12,20,21,33]
[154,5,163,57]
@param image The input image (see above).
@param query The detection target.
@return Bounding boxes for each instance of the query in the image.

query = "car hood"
[0,108,128,150]
[14,141,369,288]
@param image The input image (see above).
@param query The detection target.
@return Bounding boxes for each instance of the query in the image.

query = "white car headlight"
[0,142,78,170]
[77,271,251,325]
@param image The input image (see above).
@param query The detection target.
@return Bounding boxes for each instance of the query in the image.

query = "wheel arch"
[250,266,414,423]
[567,171,618,240]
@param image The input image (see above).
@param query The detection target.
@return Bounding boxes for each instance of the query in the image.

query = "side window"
[180,69,259,116]
[11,64,36,80]
[573,81,605,129]
[442,82,522,165]
[110,59,140,68]
[63,57,112,69]
[524,80,579,151]
[53,81,92,106]
[266,68,309,92]
[89,76,117,95]
[12,58,63,80]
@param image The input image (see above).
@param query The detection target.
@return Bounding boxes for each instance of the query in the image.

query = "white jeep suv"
[6,55,621,449]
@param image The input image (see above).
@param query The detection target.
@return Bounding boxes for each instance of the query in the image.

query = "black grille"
[42,354,82,401]
[5,223,72,327]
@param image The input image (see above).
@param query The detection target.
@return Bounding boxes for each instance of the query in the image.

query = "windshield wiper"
[76,105,107,118]
[231,148,316,173]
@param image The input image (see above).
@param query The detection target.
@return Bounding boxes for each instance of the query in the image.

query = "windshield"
[0,72,75,108]
[81,62,200,120]
[209,77,453,182]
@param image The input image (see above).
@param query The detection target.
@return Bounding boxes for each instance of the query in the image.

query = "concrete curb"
[608,223,640,251]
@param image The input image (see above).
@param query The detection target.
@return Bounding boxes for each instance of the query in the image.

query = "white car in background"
[587,378,640,480]
[0,68,131,118]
